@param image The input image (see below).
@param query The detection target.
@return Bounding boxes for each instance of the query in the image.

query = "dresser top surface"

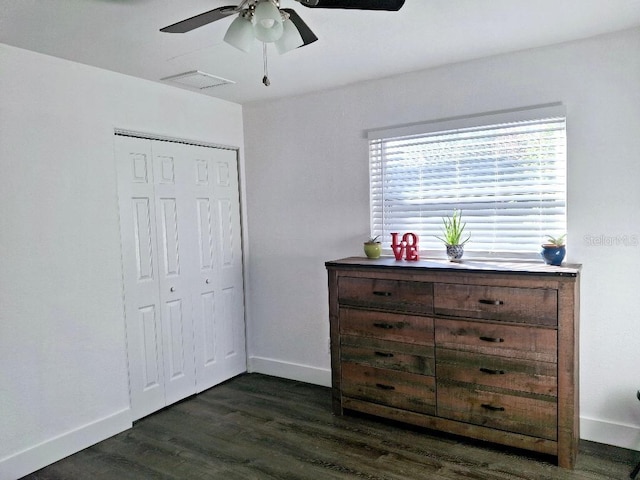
[325,256,581,277]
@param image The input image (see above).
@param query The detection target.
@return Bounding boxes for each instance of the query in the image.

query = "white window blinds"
[369,113,566,258]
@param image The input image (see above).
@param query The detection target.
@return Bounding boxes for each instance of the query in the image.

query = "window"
[369,107,566,259]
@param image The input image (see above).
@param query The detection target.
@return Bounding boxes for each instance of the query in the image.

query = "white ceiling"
[2,0,640,105]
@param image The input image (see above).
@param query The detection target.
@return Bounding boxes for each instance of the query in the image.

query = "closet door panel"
[196,198,215,271]
[200,291,217,366]
[138,305,161,391]
[213,150,246,376]
[151,142,198,406]
[193,187,218,383]
[158,198,180,276]
[133,198,155,281]
[220,286,241,359]
[191,147,246,390]
[115,137,166,420]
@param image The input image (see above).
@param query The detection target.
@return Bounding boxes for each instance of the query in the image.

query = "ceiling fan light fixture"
[161,0,405,86]
[253,18,284,43]
[223,14,255,52]
[275,18,304,54]
[253,0,284,43]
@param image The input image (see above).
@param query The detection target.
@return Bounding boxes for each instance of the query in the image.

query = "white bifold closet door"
[115,135,246,421]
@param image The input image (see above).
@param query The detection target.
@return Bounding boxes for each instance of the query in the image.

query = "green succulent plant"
[544,234,566,246]
[436,210,470,246]
[365,235,381,244]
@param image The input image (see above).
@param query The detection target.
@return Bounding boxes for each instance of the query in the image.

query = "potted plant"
[436,210,470,262]
[364,235,382,259]
[541,234,566,266]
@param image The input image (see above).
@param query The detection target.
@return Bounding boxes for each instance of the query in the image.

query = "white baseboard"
[581,416,640,451]
[0,408,131,480]
[248,356,331,387]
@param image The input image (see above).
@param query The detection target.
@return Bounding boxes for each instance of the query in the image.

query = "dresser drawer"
[340,308,434,345]
[342,363,436,415]
[435,319,557,363]
[437,381,557,440]
[342,335,435,376]
[339,277,433,314]
[434,283,557,326]
[436,348,557,396]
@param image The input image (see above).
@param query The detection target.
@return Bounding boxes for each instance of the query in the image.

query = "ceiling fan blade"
[297,0,405,10]
[160,6,238,33]
[282,8,318,47]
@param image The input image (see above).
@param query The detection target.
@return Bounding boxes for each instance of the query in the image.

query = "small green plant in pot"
[364,235,382,259]
[436,210,470,262]
[541,234,566,266]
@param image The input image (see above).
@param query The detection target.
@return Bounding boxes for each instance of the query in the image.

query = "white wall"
[0,44,245,479]
[243,28,640,450]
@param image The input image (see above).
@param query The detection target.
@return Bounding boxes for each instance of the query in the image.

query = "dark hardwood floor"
[22,374,638,479]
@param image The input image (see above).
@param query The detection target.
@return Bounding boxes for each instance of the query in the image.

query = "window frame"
[367,104,567,261]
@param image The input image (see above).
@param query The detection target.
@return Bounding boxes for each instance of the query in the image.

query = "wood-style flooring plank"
[21,374,637,480]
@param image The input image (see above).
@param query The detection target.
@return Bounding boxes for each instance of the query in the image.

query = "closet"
[115,133,246,420]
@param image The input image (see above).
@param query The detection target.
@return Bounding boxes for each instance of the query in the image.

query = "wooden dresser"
[326,257,580,468]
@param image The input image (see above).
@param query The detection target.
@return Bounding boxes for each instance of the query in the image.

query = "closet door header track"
[114,129,238,152]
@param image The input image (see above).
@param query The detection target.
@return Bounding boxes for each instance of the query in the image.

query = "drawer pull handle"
[479,336,504,343]
[373,322,394,329]
[479,367,506,375]
[478,299,504,305]
[374,351,394,358]
[376,383,395,391]
[373,291,392,297]
[481,403,505,412]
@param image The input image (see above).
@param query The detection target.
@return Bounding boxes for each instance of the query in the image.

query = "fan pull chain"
[262,43,270,86]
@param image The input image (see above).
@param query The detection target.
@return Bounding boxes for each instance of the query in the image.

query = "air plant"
[435,210,470,246]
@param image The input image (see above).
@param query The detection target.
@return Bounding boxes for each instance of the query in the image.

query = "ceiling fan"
[160,0,405,86]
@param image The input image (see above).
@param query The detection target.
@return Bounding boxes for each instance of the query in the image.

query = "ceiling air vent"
[161,70,235,90]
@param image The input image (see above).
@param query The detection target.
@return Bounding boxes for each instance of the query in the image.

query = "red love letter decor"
[390,232,420,261]
[391,232,405,260]
[403,232,420,261]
